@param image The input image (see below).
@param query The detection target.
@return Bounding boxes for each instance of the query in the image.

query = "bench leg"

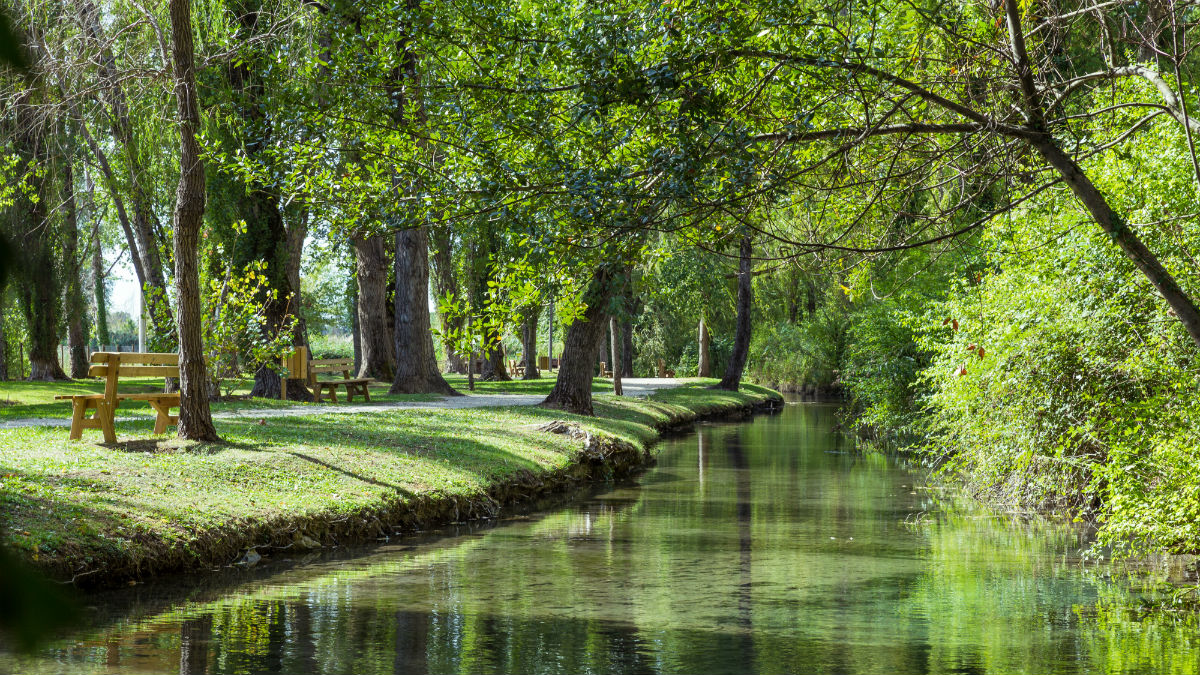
[96,402,117,444]
[362,385,371,402]
[345,386,354,402]
[150,400,178,434]
[69,399,86,441]
[313,386,322,403]
[328,387,338,404]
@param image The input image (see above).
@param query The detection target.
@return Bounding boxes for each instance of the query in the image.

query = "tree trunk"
[697,316,711,377]
[430,225,465,373]
[353,235,395,380]
[12,81,66,381]
[621,317,634,377]
[541,266,616,415]
[996,0,1200,351]
[76,0,174,345]
[61,153,90,378]
[484,339,509,381]
[717,234,753,391]
[1031,138,1200,349]
[521,306,540,379]
[350,269,362,373]
[610,316,623,396]
[169,0,218,441]
[88,170,111,346]
[78,117,147,294]
[390,226,458,395]
[0,316,7,381]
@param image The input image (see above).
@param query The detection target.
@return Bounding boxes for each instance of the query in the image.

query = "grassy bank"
[0,373,679,421]
[0,380,780,587]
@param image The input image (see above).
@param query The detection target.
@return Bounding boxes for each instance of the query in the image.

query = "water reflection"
[5,403,1200,674]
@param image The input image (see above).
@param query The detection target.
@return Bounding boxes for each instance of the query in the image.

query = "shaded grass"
[0,372,699,421]
[0,381,779,583]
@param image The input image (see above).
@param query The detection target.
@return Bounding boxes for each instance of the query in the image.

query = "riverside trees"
[1,0,1199,496]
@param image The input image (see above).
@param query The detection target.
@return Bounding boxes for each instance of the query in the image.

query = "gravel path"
[0,378,687,430]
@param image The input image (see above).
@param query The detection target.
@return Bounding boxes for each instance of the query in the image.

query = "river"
[4,401,1199,674]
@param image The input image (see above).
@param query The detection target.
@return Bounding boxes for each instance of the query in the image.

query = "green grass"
[0,381,778,581]
[0,372,702,421]
[0,378,444,421]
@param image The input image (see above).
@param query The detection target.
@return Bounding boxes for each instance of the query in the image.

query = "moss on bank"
[0,381,780,588]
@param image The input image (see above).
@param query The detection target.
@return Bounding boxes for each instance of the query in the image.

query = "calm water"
[6,402,1200,674]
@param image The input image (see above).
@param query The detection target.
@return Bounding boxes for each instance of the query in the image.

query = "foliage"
[203,261,297,397]
[916,117,1200,552]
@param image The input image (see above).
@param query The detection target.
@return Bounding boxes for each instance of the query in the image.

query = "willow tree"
[169,0,217,441]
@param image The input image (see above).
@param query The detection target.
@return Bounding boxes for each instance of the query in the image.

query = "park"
[2,0,1200,672]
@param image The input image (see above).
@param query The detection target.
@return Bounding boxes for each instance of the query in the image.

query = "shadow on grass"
[287,451,415,497]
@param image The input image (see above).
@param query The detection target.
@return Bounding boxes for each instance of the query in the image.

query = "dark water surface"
[5,402,1200,674]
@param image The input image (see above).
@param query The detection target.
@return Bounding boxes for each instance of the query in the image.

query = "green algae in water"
[4,403,1199,674]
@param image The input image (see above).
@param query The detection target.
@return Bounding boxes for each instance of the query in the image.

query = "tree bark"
[0,315,7,381]
[390,226,458,395]
[61,151,90,378]
[87,170,110,347]
[541,266,616,415]
[697,316,711,377]
[521,305,540,379]
[353,235,395,380]
[350,267,362,373]
[717,234,753,391]
[169,0,218,441]
[610,316,623,395]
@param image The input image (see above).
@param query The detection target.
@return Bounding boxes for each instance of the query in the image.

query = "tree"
[541,265,618,416]
[716,232,753,391]
[74,0,175,345]
[390,226,457,395]
[60,138,89,378]
[169,0,218,442]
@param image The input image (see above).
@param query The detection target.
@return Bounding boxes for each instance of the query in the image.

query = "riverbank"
[0,381,781,589]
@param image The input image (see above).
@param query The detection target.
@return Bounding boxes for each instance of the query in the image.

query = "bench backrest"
[88,352,179,407]
[309,358,354,382]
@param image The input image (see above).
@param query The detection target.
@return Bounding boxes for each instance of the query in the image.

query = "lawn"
[0,380,779,584]
[0,371,693,421]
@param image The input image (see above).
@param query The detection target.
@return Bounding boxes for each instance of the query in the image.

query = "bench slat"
[89,365,181,378]
[89,352,178,365]
[309,358,353,366]
[55,393,178,401]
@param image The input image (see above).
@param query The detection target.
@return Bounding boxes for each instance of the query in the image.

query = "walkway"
[0,378,686,430]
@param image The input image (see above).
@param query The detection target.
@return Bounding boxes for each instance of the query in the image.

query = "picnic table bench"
[309,357,374,403]
[280,349,374,403]
[56,352,179,443]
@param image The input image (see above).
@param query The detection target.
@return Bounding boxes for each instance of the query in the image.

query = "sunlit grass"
[0,382,779,578]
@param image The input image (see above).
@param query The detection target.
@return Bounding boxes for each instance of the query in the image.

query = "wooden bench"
[507,359,526,378]
[308,358,373,403]
[599,361,612,378]
[56,352,179,443]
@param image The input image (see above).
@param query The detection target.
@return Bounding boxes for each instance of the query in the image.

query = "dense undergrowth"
[745,94,1200,557]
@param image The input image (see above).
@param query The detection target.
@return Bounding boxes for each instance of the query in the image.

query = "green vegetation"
[0,382,778,582]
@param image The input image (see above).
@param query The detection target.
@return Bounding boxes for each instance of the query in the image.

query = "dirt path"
[0,378,687,430]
